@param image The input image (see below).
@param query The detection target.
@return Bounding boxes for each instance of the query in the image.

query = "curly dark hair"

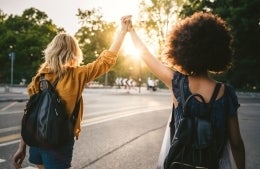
[164,12,233,75]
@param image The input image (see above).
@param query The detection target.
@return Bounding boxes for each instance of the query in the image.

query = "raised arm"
[78,16,132,83]
[128,22,173,89]
[108,15,130,54]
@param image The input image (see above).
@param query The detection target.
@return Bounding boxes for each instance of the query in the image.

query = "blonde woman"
[12,15,131,169]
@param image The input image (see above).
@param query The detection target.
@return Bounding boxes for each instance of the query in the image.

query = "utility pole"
[9,51,15,87]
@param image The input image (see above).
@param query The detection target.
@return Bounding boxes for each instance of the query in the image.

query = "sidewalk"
[0,86,169,102]
[0,87,28,102]
[0,86,260,102]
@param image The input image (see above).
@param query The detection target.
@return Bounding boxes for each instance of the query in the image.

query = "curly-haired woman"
[128,12,245,169]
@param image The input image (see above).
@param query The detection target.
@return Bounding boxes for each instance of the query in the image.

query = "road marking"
[0,101,18,111]
[0,106,171,147]
[0,139,20,147]
[0,110,23,115]
[0,126,20,134]
[240,103,260,106]
[0,158,6,163]
[0,133,21,143]
[82,107,170,127]
[85,104,169,117]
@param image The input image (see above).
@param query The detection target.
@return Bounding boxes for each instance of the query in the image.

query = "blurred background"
[0,0,259,91]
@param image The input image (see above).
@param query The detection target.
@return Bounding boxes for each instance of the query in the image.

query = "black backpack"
[164,79,222,169]
[21,74,80,148]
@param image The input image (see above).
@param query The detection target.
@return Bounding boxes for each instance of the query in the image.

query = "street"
[0,87,259,169]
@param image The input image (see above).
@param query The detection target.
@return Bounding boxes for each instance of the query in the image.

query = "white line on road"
[0,110,23,115]
[85,104,169,118]
[0,158,36,169]
[0,106,171,147]
[240,103,260,106]
[0,158,6,163]
[0,101,18,111]
[82,106,170,127]
[0,139,20,147]
[0,126,20,134]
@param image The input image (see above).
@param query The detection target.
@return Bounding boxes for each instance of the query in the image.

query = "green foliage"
[74,8,157,86]
[137,0,183,54]
[132,0,182,88]
[75,8,115,64]
[133,0,260,90]
[74,8,118,85]
[0,7,142,87]
[0,1,257,91]
[0,8,61,84]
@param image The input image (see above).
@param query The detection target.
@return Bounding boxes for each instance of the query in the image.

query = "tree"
[137,0,184,55]
[0,8,62,84]
[179,0,260,91]
[75,8,115,62]
[128,0,185,88]
[0,10,7,22]
[75,8,124,86]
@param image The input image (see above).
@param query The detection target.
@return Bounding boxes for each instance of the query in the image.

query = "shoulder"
[172,71,187,102]
[224,84,238,102]
[27,74,41,96]
[173,71,187,86]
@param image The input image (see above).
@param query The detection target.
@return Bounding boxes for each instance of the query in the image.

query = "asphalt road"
[0,87,259,169]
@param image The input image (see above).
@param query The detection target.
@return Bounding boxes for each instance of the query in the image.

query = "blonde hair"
[39,33,83,78]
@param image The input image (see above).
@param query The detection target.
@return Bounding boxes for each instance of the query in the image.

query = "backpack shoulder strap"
[180,78,185,111]
[180,78,206,116]
[180,79,221,116]
[40,74,48,90]
[206,82,222,114]
[40,74,59,89]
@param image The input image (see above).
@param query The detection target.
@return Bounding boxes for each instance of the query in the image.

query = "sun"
[121,32,160,61]
[122,35,141,60]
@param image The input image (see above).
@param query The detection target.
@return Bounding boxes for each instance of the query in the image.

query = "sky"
[0,0,140,34]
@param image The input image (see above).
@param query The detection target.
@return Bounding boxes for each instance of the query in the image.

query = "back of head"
[164,11,233,75]
[39,33,83,77]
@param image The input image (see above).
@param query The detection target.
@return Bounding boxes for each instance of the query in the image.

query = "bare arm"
[129,27,173,89]
[12,139,26,169]
[228,115,245,169]
[108,16,130,54]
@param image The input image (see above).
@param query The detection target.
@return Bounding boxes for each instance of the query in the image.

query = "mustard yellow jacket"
[27,50,117,139]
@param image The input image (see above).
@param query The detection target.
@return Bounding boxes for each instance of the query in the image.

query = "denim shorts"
[29,139,75,169]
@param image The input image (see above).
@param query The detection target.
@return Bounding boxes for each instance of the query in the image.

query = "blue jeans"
[29,139,74,169]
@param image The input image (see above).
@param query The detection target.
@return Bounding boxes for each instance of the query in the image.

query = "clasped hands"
[120,15,134,34]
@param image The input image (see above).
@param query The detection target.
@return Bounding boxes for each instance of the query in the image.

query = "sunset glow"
[1,0,140,34]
